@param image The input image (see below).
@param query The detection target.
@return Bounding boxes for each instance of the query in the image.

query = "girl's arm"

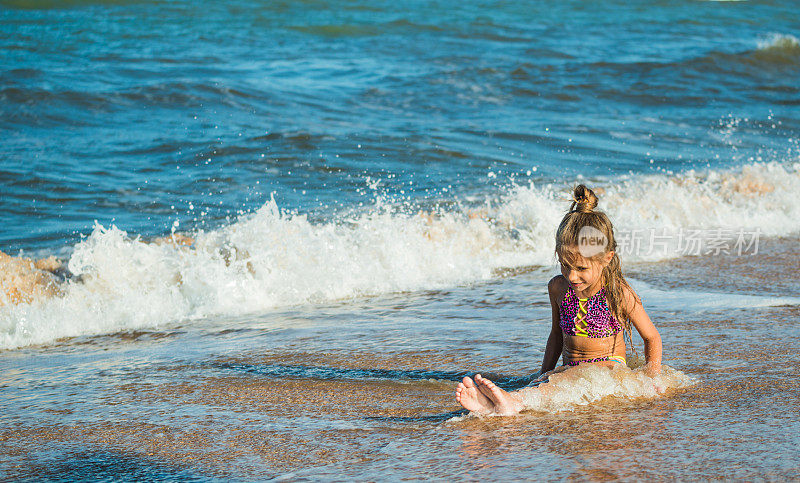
[541,277,566,374]
[624,286,662,376]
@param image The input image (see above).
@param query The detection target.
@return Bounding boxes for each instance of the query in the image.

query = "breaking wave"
[2,161,799,350]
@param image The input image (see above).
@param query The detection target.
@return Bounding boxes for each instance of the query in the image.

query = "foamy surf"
[498,161,800,261]
[515,364,696,413]
[1,161,798,350]
[0,200,530,350]
[757,33,800,53]
[446,365,696,420]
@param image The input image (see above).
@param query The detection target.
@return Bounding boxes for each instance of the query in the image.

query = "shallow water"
[2,239,799,479]
[2,0,800,480]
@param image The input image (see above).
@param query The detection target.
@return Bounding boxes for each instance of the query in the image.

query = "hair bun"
[571,184,598,213]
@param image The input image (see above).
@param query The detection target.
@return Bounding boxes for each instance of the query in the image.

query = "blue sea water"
[1,0,800,480]
[2,0,799,251]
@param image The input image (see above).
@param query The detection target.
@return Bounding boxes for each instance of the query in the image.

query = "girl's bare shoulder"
[548,275,569,301]
[620,282,642,312]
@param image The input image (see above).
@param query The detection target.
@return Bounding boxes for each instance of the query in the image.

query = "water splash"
[516,364,696,413]
[2,161,799,350]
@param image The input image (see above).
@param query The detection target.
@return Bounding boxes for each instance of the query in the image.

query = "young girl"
[456,184,662,416]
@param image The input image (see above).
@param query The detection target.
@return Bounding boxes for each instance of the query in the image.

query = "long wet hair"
[555,184,638,336]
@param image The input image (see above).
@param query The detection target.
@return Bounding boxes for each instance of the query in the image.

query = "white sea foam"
[0,200,530,349]
[1,161,799,350]
[497,161,800,261]
[757,33,800,52]
[516,364,696,413]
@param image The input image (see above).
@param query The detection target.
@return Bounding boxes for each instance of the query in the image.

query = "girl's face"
[558,247,613,295]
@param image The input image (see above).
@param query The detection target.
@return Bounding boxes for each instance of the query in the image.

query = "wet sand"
[1,238,799,480]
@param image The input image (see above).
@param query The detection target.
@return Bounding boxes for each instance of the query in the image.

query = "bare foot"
[474,373,524,416]
[455,376,495,415]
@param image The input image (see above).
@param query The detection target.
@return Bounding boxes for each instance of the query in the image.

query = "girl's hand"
[644,361,661,378]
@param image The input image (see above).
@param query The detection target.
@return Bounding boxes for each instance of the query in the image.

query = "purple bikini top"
[559,285,624,338]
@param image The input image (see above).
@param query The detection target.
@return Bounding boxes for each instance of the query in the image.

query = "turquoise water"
[3,0,799,249]
[1,0,800,480]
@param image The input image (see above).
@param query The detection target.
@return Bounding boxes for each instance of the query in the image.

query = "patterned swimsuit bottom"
[565,355,627,366]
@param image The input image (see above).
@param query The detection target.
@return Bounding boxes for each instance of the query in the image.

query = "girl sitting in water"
[456,184,663,416]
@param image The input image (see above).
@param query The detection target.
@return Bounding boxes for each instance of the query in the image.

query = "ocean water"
[1,0,799,479]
